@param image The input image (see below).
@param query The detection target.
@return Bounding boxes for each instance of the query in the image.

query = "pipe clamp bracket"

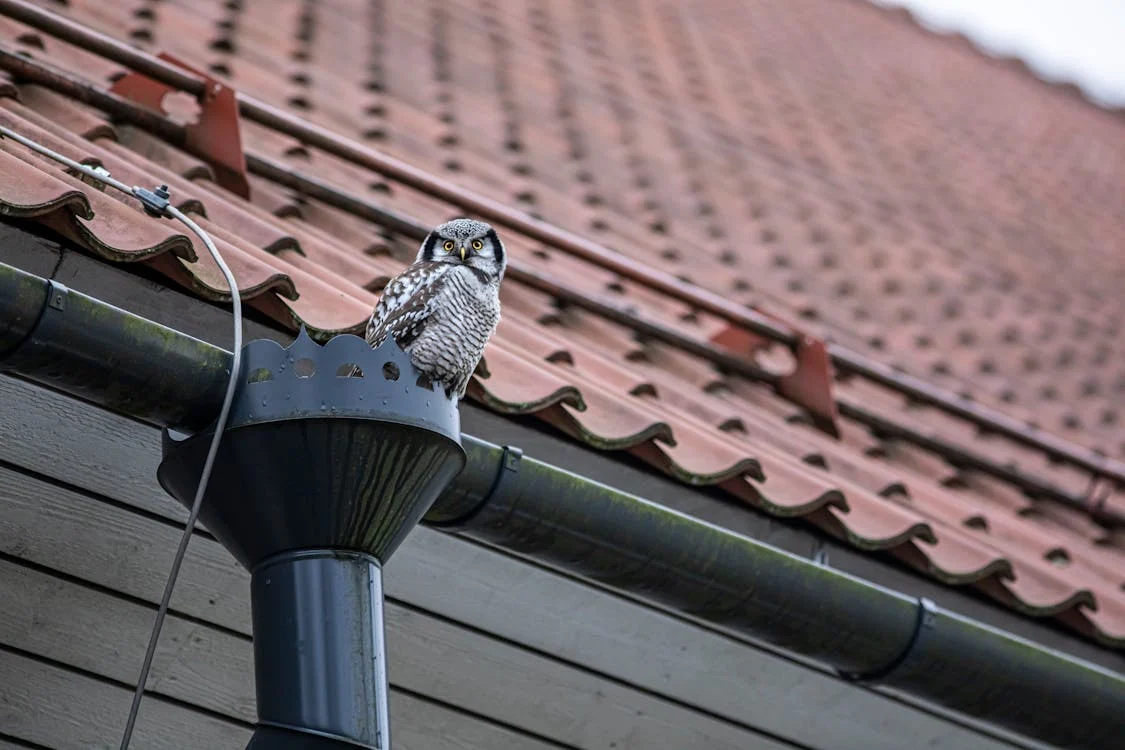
[838,597,936,684]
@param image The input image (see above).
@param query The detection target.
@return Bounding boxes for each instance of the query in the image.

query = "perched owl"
[364,218,506,399]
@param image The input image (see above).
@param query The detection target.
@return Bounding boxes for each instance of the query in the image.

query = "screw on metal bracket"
[46,280,69,312]
[501,445,524,474]
[134,183,172,218]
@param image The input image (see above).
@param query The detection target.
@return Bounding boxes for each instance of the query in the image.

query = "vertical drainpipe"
[157,329,465,749]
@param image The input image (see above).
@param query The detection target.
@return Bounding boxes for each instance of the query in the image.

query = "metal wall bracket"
[110,53,250,198]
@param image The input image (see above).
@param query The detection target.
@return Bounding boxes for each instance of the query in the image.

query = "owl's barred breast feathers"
[362,219,506,399]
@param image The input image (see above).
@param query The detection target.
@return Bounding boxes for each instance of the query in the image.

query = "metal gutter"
[1,260,1123,749]
[0,262,228,427]
[1,0,1122,495]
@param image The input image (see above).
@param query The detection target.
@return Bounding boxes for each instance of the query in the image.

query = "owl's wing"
[366,262,448,349]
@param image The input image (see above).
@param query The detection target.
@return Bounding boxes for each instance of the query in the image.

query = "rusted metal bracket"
[710,317,840,437]
[110,53,249,198]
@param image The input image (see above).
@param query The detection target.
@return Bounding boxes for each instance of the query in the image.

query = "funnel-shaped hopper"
[157,330,466,748]
[157,329,465,567]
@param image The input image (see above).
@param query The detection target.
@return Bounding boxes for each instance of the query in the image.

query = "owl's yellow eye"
[443,240,455,252]
[472,240,483,250]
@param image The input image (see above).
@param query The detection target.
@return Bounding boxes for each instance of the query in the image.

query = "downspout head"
[157,329,466,747]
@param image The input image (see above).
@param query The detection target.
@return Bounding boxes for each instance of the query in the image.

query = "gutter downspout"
[2,260,1123,749]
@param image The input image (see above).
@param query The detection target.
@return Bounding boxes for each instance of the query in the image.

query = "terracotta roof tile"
[0,0,1123,649]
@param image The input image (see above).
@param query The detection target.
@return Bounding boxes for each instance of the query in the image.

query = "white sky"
[872,0,1125,107]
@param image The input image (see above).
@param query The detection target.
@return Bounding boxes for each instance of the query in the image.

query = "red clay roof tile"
[0,0,1122,649]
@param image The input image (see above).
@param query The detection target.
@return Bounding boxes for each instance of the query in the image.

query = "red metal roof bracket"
[777,335,840,437]
[710,322,840,437]
[109,53,250,198]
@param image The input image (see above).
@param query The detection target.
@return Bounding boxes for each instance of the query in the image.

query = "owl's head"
[419,218,507,281]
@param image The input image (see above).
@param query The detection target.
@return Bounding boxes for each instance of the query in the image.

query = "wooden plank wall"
[0,376,1034,750]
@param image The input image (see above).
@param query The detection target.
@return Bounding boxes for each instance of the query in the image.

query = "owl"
[364,218,506,399]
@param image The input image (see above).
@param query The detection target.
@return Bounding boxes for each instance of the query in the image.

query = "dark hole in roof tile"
[284,144,310,159]
[718,417,746,434]
[630,383,659,398]
[1063,414,1082,430]
[760,228,778,244]
[1100,410,1117,426]
[1041,385,1059,401]
[802,453,829,469]
[443,159,462,172]
[287,95,312,111]
[583,192,602,206]
[133,7,155,21]
[787,279,804,293]
[545,350,574,365]
[649,219,668,235]
[915,334,933,349]
[531,248,550,261]
[210,37,236,53]
[438,132,459,147]
[368,180,392,194]
[1045,548,1071,567]
[129,28,153,43]
[732,278,752,292]
[660,247,681,261]
[978,358,996,374]
[366,80,385,93]
[365,103,386,117]
[707,225,725,239]
[209,62,232,77]
[289,72,311,86]
[16,32,45,49]
[931,361,951,375]
[964,516,990,531]
[511,162,534,176]
[605,279,626,294]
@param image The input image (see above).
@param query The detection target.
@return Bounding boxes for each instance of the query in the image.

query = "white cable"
[118,205,242,749]
[0,125,244,748]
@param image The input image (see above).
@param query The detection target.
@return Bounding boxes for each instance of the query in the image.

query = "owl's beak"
[459,244,467,261]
